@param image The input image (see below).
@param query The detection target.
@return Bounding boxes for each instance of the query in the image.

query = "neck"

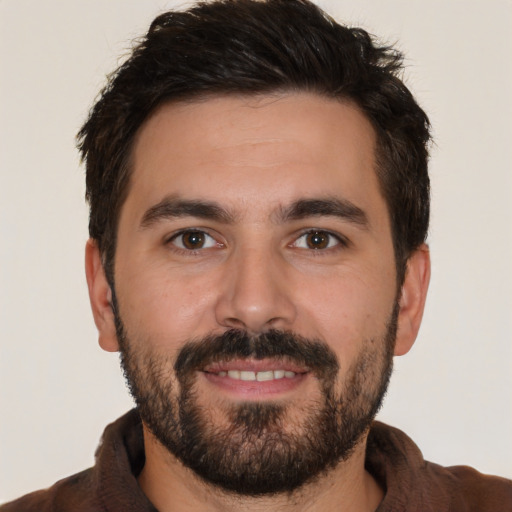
[138,426,384,512]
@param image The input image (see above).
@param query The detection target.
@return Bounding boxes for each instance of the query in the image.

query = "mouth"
[210,369,298,381]
[201,359,309,398]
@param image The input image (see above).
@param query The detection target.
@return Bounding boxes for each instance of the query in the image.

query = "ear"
[394,244,431,356]
[85,239,120,352]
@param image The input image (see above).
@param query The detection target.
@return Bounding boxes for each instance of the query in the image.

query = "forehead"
[124,92,382,223]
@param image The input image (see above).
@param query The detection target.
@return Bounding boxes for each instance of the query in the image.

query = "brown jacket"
[2,410,511,511]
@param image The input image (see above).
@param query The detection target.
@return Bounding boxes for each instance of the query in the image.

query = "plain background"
[1,0,511,503]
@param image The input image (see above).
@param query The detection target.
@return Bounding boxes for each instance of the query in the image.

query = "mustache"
[174,329,339,381]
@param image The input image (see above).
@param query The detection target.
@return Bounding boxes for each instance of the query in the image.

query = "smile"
[201,359,309,397]
[212,370,297,381]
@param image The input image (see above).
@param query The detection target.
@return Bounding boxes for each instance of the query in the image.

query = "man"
[2,0,511,510]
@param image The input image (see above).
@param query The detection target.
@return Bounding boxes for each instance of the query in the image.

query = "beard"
[114,306,397,497]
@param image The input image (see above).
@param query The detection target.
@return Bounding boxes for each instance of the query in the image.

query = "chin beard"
[115,314,396,496]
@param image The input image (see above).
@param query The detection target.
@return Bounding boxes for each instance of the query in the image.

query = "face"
[87,93,428,495]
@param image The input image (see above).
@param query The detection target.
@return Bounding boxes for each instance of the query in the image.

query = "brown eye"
[292,230,342,250]
[171,230,217,250]
[182,231,205,249]
[305,231,329,249]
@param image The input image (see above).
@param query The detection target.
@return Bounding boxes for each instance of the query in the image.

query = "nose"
[214,244,297,333]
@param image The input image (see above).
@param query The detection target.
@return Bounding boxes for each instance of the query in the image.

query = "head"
[78,0,430,289]
[81,0,431,498]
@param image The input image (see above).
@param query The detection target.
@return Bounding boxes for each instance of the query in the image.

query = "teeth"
[256,371,274,382]
[217,370,296,381]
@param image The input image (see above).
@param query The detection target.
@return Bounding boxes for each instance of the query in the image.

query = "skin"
[86,92,430,512]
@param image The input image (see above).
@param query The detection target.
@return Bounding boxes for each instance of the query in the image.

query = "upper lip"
[203,358,309,374]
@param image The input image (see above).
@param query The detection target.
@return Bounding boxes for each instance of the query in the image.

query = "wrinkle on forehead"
[124,92,384,237]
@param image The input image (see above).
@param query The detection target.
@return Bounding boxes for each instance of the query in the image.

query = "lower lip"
[201,371,308,399]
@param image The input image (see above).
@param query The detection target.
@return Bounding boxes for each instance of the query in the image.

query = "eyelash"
[166,229,222,254]
[165,228,349,255]
[291,229,348,252]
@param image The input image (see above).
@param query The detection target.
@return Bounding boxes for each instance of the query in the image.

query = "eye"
[170,230,219,250]
[292,230,342,250]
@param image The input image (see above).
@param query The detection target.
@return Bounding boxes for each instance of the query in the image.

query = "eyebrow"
[277,197,369,229]
[140,196,236,228]
[140,195,369,230]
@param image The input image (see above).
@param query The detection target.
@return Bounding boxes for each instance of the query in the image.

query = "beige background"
[1,0,511,503]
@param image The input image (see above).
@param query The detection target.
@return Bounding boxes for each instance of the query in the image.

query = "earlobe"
[394,244,431,356]
[85,239,120,352]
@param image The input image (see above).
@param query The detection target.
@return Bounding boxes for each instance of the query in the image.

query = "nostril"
[224,317,247,330]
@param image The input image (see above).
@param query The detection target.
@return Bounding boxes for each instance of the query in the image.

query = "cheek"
[296,264,396,352]
[115,259,220,343]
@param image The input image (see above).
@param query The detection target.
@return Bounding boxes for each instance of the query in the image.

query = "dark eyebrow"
[140,196,236,229]
[277,197,369,228]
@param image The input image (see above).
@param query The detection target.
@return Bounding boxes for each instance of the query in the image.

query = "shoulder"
[0,410,145,512]
[368,421,512,512]
[443,464,512,511]
[0,468,99,512]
